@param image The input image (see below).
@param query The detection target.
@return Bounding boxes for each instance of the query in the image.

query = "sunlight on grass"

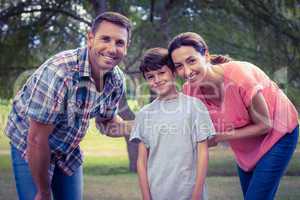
[1,99,300,200]
[80,122,128,157]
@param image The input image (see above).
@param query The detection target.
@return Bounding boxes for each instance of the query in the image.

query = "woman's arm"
[137,142,151,200]
[192,140,209,200]
[215,92,271,143]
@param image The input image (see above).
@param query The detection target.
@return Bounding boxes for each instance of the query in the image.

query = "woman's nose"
[184,66,193,77]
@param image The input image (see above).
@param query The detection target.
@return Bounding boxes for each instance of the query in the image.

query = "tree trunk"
[90,0,107,15]
[118,93,138,172]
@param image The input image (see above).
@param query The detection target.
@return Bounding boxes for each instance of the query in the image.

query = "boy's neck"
[157,89,179,101]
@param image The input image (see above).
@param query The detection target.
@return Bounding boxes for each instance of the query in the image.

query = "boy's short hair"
[91,11,132,45]
[139,48,173,78]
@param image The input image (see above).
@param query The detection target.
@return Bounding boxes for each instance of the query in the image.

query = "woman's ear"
[205,51,211,63]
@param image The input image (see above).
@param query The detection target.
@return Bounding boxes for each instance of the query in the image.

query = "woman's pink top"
[183,61,298,171]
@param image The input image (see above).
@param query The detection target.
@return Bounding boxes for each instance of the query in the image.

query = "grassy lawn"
[1,100,300,199]
[1,155,300,200]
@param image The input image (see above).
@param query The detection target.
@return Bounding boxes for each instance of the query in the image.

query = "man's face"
[87,20,128,74]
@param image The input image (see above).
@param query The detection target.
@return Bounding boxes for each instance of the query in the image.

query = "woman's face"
[171,46,209,86]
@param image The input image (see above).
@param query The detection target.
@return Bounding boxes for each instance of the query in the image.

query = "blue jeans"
[237,125,299,200]
[10,145,83,200]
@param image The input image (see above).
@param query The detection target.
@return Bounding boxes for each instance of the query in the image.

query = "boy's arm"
[137,142,151,200]
[192,140,209,200]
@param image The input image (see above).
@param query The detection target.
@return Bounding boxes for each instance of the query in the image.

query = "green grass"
[1,100,300,199]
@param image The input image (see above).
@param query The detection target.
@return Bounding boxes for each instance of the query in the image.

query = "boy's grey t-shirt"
[130,93,215,200]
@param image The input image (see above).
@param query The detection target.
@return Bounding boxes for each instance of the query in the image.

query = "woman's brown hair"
[168,32,231,69]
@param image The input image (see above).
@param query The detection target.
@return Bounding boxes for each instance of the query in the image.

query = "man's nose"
[107,42,117,54]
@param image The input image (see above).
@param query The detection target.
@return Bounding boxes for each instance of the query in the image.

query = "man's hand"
[96,115,134,137]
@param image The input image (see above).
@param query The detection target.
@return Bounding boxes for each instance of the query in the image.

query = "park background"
[0,0,299,199]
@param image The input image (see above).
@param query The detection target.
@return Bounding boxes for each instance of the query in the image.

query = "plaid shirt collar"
[78,47,117,80]
[78,47,92,78]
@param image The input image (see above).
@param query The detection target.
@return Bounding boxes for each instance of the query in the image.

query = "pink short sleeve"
[227,62,265,107]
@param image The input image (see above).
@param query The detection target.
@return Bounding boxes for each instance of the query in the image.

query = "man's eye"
[101,36,110,42]
[116,40,125,47]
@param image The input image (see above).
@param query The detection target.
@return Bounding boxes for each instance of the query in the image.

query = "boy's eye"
[146,75,154,80]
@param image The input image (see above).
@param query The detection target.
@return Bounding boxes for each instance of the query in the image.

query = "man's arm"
[27,119,54,200]
[137,142,151,200]
[192,140,209,200]
[96,115,134,137]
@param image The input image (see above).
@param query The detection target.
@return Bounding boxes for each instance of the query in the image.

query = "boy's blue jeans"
[237,125,299,200]
[10,145,83,200]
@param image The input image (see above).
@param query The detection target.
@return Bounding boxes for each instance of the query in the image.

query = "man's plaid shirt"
[5,47,125,177]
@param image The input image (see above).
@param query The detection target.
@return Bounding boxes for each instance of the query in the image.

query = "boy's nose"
[154,75,161,83]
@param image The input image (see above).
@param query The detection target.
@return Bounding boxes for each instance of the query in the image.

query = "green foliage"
[1,0,299,109]
[13,69,34,96]
[286,86,300,110]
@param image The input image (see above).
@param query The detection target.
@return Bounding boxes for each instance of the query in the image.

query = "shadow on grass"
[84,165,131,176]
[83,156,133,176]
[1,148,300,177]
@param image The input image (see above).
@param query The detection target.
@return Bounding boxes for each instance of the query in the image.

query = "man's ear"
[87,31,94,49]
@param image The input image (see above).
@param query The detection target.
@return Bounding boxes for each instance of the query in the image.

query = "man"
[5,12,132,200]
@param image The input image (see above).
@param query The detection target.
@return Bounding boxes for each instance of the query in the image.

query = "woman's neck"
[205,64,224,85]
[199,64,224,105]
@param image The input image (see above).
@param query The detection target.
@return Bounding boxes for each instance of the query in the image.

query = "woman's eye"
[175,65,183,69]
[188,59,196,64]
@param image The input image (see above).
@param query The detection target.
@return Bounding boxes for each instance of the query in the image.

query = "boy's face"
[144,65,177,99]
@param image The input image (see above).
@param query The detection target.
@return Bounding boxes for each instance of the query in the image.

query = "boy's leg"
[237,165,253,197]
[51,164,83,200]
[245,126,299,200]
[10,144,37,200]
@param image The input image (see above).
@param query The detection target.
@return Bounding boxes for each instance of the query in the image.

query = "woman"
[168,32,299,200]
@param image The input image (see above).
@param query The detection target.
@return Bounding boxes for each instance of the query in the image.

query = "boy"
[130,48,215,200]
